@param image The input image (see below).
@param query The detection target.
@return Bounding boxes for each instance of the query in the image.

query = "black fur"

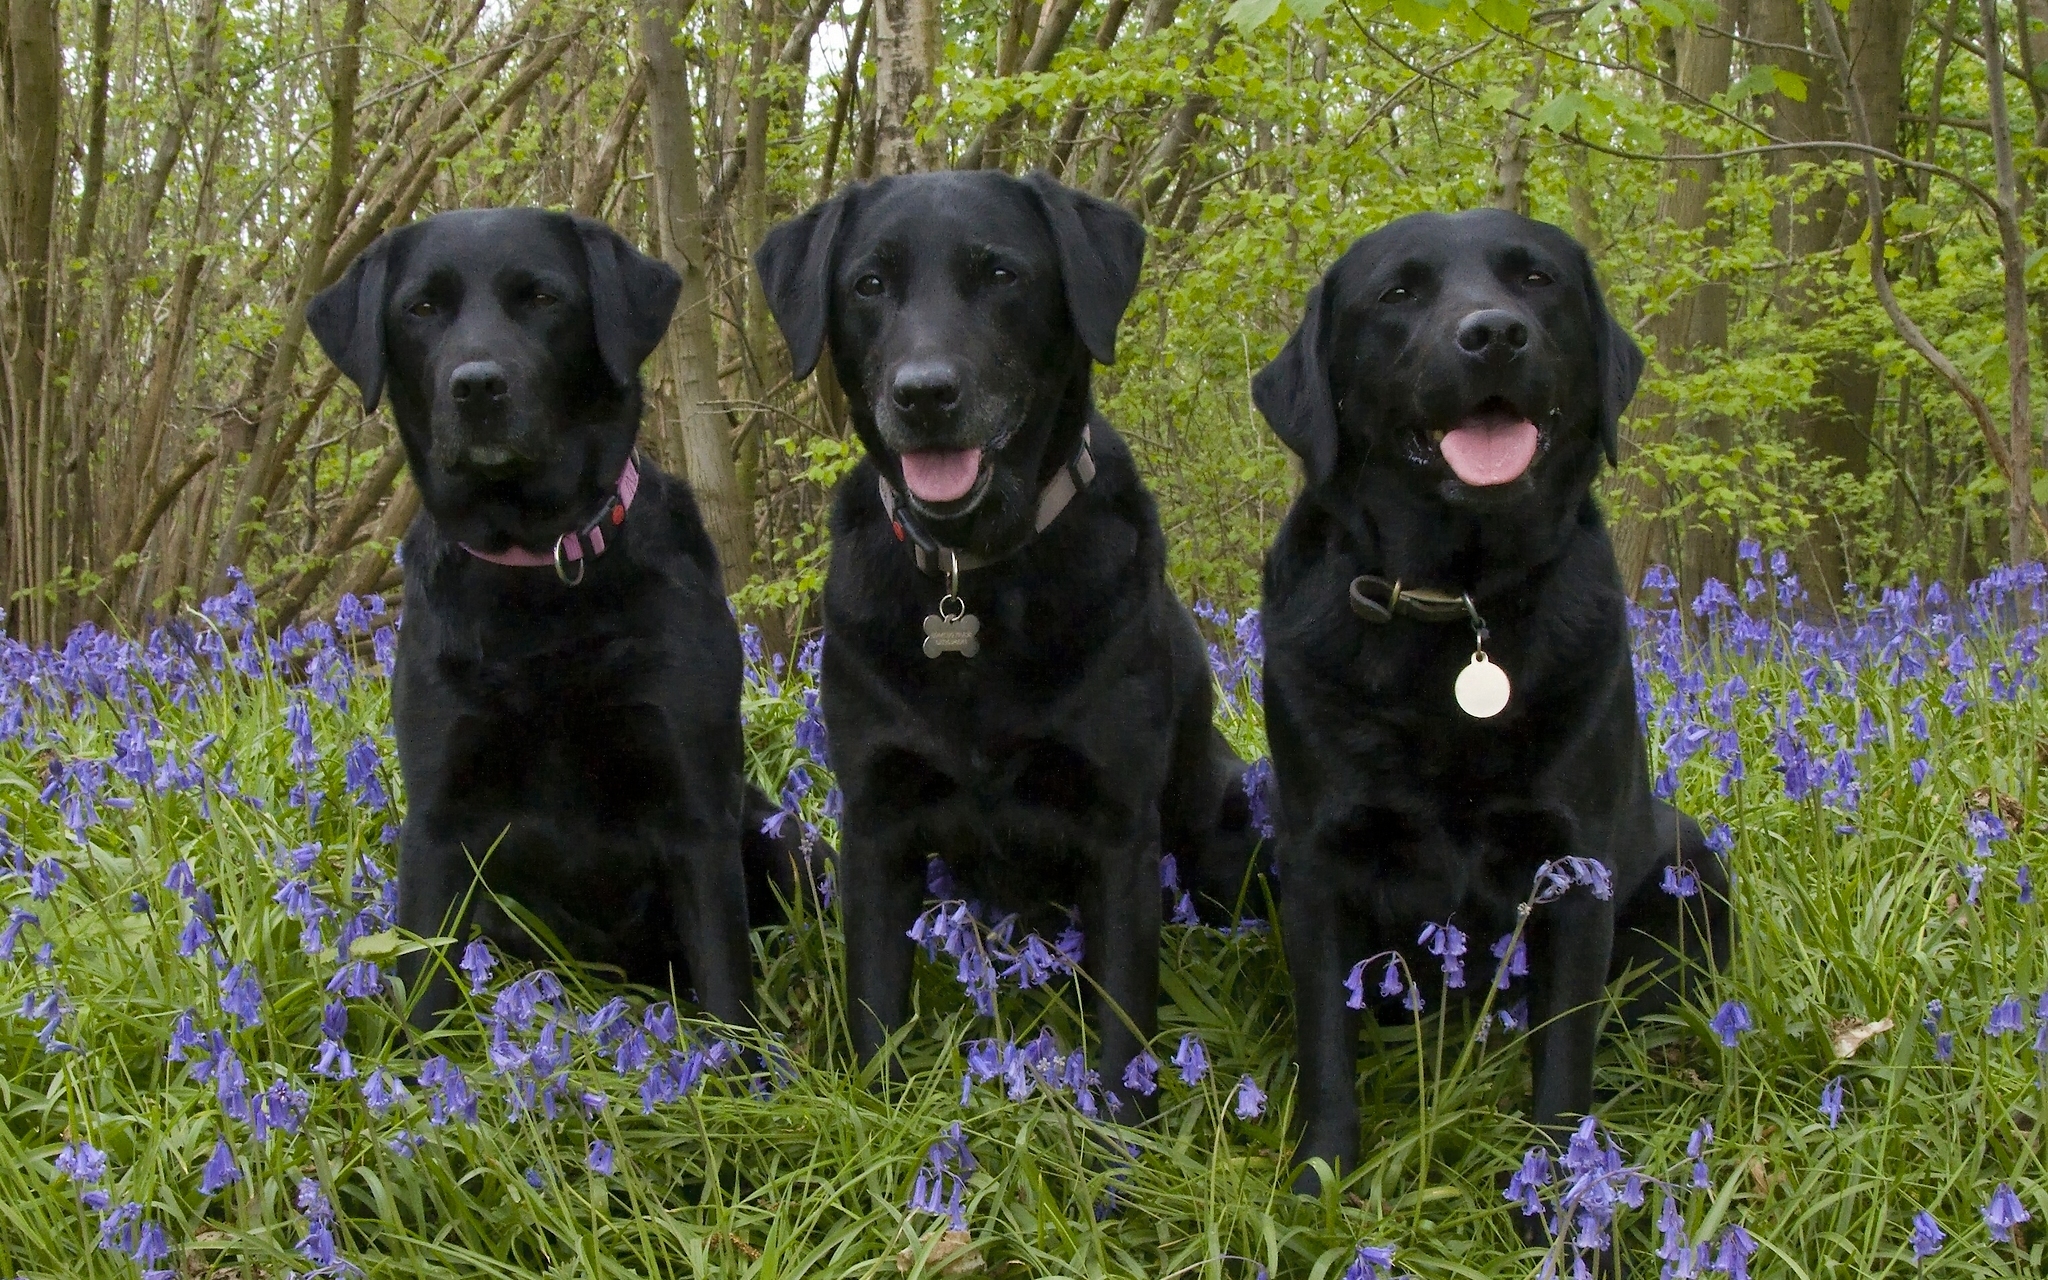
[308,208,797,1029]
[1252,209,1729,1194]
[755,170,1258,1097]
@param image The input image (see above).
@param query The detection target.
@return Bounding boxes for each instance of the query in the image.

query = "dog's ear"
[575,217,682,388]
[754,193,850,381]
[1580,249,1644,468]
[1023,170,1146,366]
[308,238,393,413]
[1252,281,1341,486]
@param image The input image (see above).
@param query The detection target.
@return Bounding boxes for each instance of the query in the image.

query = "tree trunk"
[642,0,754,593]
[1,0,64,642]
[1613,0,1736,596]
[872,0,942,174]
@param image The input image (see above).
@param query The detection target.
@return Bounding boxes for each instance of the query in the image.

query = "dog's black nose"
[1455,310,1529,363]
[449,361,509,407]
[890,361,962,417]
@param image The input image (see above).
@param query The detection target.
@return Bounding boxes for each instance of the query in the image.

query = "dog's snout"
[889,360,962,417]
[1455,310,1528,363]
[449,360,510,408]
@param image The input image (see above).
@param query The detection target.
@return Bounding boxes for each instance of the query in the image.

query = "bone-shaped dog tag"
[923,608,980,658]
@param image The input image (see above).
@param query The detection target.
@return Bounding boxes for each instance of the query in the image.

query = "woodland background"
[2,0,2043,647]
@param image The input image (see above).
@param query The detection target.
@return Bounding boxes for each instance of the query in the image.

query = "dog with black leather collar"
[755,169,1263,1097]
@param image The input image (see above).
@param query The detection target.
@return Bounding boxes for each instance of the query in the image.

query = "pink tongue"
[900,448,984,503]
[1439,415,1540,486]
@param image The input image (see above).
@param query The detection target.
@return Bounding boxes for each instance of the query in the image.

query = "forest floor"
[1,556,2044,1278]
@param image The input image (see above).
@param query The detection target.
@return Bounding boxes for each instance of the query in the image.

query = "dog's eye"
[530,292,558,308]
[854,273,885,298]
[1523,271,1553,286]
[1379,287,1412,304]
[407,300,437,318]
[991,267,1017,286]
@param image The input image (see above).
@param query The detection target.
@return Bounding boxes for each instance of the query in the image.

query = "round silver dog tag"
[1455,653,1511,718]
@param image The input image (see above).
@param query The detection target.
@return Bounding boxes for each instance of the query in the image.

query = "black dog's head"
[1254,209,1643,515]
[308,208,680,549]
[755,170,1144,548]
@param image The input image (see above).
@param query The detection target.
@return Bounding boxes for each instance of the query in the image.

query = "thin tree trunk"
[872,0,942,174]
[642,0,753,592]
[817,0,873,200]
[1613,1,1736,595]
[1,0,64,641]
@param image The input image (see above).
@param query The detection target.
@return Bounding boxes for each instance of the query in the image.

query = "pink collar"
[457,457,641,586]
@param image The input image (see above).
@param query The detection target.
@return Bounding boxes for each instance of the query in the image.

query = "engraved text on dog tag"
[923,606,981,658]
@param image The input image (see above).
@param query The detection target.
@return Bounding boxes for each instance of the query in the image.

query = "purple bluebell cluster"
[908,1121,978,1230]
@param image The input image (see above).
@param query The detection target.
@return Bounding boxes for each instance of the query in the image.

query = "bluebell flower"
[1122,1050,1159,1096]
[1173,1034,1209,1084]
[1662,863,1700,898]
[1343,960,1369,1009]
[218,962,263,1028]
[2020,866,2036,905]
[343,736,389,809]
[1909,1209,1945,1260]
[199,1136,241,1195]
[1242,757,1276,839]
[55,1140,108,1183]
[0,907,38,961]
[1687,1120,1713,1188]
[1489,933,1527,989]
[908,1122,977,1231]
[1379,957,1405,1000]
[1233,1075,1266,1119]
[1987,996,2025,1037]
[644,1002,678,1044]
[1532,856,1612,903]
[1712,1224,1758,1280]
[587,1140,615,1175]
[361,1068,409,1115]
[1418,921,1467,988]
[27,857,65,900]
[327,960,384,999]
[1818,1076,1845,1128]
[251,1079,310,1141]
[1709,1000,1752,1047]
[445,939,494,998]
[1643,565,1679,600]
[387,1130,423,1158]
[1504,1146,1550,1215]
[1983,1183,2031,1243]
[1341,1242,1398,1280]
[419,1055,478,1126]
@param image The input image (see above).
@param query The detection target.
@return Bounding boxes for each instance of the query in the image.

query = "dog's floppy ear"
[1251,281,1340,486]
[1580,249,1644,468]
[1023,170,1146,366]
[308,237,393,413]
[754,193,850,381]
[575,217,682,388]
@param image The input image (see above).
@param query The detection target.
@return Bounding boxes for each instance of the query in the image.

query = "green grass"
[1,570,2045,1277]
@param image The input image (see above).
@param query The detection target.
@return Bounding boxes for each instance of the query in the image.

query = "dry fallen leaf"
[1830,1015,1895,1059]
[897,1228,985,1277]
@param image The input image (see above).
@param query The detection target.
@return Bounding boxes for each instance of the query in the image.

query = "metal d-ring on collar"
[938,549,969,623]
[1350,573,1496,660]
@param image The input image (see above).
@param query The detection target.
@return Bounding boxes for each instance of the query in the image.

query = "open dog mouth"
[897,432,1012,517]
[1425,398,1543,487]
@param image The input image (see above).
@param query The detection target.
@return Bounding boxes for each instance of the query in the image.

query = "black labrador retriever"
[308,208,795,1029]
[755,170,1257,1097]
[1252,209,1729,1192]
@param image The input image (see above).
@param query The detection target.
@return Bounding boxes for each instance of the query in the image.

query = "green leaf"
[1772,67,1808,101]
[1530,91,1587,133]
[1224,0,1286,28]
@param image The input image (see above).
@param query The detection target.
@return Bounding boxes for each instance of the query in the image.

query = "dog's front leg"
[1082,813,1162,1119]
[841,824,925,1071]
[395,816,466,1031]
[1282,839,1360,1196]
[667,791,756,1031]
[1525,886,1615,1139]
